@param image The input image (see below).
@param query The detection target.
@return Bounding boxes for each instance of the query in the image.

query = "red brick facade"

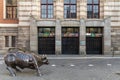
[0,0,18,24]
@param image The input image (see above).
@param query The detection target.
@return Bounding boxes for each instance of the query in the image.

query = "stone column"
[55,0,63,19]
[9,36,12,47]
[55,19,61,55]
[100,0,104,18]
[79,0,87,19]
[30,16,38,53]
[104,17,111,54]
[0,36,6,54]
[80,19,86,55]
[0,36,4,49]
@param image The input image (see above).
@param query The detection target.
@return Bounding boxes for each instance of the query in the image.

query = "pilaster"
[30,16,38,53]
[55,19,61,54]
[104,17,111,54]
[80,19,86,55]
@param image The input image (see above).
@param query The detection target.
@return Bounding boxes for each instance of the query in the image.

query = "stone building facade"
[0,0,120,55]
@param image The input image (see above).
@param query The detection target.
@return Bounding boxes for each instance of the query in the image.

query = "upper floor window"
[87,0,99,18]
[64,0,77,18]
[6,0,17,19]
[41,0,53,18]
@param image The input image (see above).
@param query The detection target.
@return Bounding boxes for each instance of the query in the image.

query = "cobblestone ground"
[0,59,120,80]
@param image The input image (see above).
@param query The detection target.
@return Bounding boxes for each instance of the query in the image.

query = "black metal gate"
[62,37,79,54]
[38,27,55,54]
[86,37,102,54]
[38,37,55,54]
[62,27,79,54]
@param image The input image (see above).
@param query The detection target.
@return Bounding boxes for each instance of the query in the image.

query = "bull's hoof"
[6,67,16,77]
[10,71,16,77]
[37,73,42,77]
[10,73,16,77]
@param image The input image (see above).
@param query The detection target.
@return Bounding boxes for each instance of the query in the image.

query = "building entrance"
[62,27,79,54]
[38,27,55,54]
[86,27,103,54]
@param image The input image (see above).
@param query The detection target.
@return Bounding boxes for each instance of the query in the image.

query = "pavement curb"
[48,57,120,59]
[1,56,120,60]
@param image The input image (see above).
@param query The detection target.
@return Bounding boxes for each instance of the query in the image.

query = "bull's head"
[41,55,49,65]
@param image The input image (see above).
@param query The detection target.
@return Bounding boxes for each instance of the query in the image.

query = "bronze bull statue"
[4,48,49,77]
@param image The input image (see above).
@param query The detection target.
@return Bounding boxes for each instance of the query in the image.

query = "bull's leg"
[32,56,42,76]
[12,66,21,72]
[36,65,41,76]
[35,63,42,76]
[6,66,16,77]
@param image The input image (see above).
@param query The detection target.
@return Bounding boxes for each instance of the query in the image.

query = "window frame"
[64,0,77,19]
[41,0,54,19]
[87,0,100,18]
[5,36,16,47]
[6,0,17,19]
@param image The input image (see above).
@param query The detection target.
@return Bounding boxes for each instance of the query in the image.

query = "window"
[62,27,79,37]
[38,27,55,37]
[6,0,17,19]
[87,0,99,18]
[5,36,16,47]
[64,0,76,18]
[86,27,103,37]
[12,36,16,47]
[5,36,9,47]
[41,0,53,18]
